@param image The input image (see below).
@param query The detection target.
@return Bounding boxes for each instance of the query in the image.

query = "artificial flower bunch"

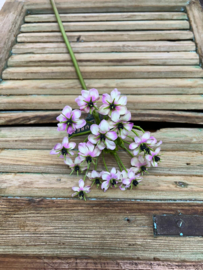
[51,88,162,200]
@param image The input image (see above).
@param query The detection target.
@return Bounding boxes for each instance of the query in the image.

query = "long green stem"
[132,129,139,137]
[69,130,91,140]
[102,152,109,171]
[113,153,122,171]
[121,145,134,157]
[116,153,127,172]
[95,157,98,170]
[133,125,145,133]
[50,0,87,90]
[123,140,131,144]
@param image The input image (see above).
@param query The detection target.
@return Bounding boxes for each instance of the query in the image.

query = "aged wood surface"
[7,52,200,66]
[17,31,194,42]
[12,41,196,54]
[2,79,203,95]
[0,0,25,76]
[1,95,203,110]
[25,12,188,22]
[0,199,203,260]
[187,0,203,64]
[0,257,203,270]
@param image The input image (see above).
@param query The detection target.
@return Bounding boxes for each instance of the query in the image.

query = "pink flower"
[101,168,121,192]
[146,147,161,167]
[75,89,99,114]
[57,106,86,135]
[87,170,103,187]
[108,111,133,139]
[50,137,76,160]
[129,132,157,155]
[99,88,127,122]
[88,119,117,150]
[78,141,101,165]
[65,156,87,174]
[72,179,91,200]
[131,155,151,173]
[120,169,142,190]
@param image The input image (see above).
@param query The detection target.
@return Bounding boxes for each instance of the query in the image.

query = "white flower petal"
[99,120,109,133]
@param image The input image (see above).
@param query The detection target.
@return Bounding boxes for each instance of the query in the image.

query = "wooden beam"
[187,0,203,64]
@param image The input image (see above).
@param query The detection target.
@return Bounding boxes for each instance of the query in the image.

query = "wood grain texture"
[1,110,203,125]
[20,21,190,32]
[0,257,202,270]
[0,149,202,176]
[17,31,194,42]
[0,127,202,151]
[0,198,203,260]
[12,41,196,54]
[3,66,203,80]
[7,52,200,66]
[25,12,188,22]
[0,0,25,76]
[2,79,203,95]
[187,0,203,64]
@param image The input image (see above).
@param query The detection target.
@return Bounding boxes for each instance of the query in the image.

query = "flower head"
[131,155,151,174]
[129,132,157,155]
[120,169,142,190]
[108,111,133,139]
[87,170,103,187]
[88,119,117,150]
[99,88,127,122]
[101,167,121,192]
[65,156,87,174]
[146,147,161,167]
[75,89,99,114]
[57,106,86,135]
[50,137,76,160]
[78,141,101,165]
[72,179,91,200]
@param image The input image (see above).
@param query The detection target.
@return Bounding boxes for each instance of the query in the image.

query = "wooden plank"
[0,127,203,151]
[0,257,202,270]
[0,198,203,260]
[25,12,188,22]
[12,41,196,54]
[187,0,203,64]
[3,66,203,80]
[1,95,203,110]
[0,0,25,76]
[7,52,200,67]
[2,79,203,95]
[17,31,194,42]
[1,110,203,125]
[0,149,202,176]
[20,21,190,32]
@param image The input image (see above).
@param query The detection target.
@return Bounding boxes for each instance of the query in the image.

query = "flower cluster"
[51,88,162,200]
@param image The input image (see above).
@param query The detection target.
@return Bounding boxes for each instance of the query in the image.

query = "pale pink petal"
[111,88,121,100]
[75,119,86,129]
[99,120,109,134]
[102,93,111,104]
[75,97,86,107]
[79,179,84,188]
[97,141,105,150]
[50,149,58,155]
[54,143,62,150]
[146,155,153,161]
[156,141,162,147]
[57,123,67,131]
[72,187,80,192]
[99,104,110,115]
[120,129,128,139]
[155,147,161,155]
[62,137,69,146]
[134,137,142,144]
[56,114,66,122]
[72,192,78,197]
[120,111,131,121]
[87,141,94,152]
[123,179,130,185]
[89,88,99,101]
[111,167,116,174]
[124,122,133,132]
[101,181,109,191]
[128,171,134,179]
[68,142,76,149]
[67,126,75,134]
[142,132,151,141]
[106,131,117,140]
[64,157,73,166]
[90,124,100,135]
[92,170,100,178]
[71,109,81,120]
[131,157,139,167]
[88,134,99,144]
[93,147,101,156]
[116,105,127,115]
[62,106,72,118]
[102,172,110,180]
[78,143,88,154]
[129,142,138,150]
[81,90,90,99]
[118,95,127,105]
[105,139,116,150]
[111,110,120,122]
[133,149,140,156]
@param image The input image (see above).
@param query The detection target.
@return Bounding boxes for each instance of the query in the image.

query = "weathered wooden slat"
[2,79,203,95]
[0,198,203,260]
[0,257,202,270]
[25,12,188,22]
[7,52,200,67]
[0,150,201,175]
[1,95,203,110]
[1,110,203,125]
[3,66,203,80]
[0,173,203,199]
[0,127,202,151]
[17,31,194,43]
[12,41,196,54]
[187,0,203,64]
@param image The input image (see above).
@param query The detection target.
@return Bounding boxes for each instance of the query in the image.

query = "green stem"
[69,130,91,140]
[132,129,139,137]
[133,125,145,133]
[127,135,134,140]
[50,0,87,90]
[102,152,109,172]
[116,153,127,172]
[95,157,98,170]
[113,153,122,171]
[123,140,131,144]
[121,145,134,157]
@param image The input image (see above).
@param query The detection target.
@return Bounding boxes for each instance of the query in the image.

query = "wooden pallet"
[1,0,203,269]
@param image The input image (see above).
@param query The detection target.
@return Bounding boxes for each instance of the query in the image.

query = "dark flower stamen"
[95,178,100,185]
[111,179,117,186]
[74,165,80,172]
[110,103,116,110]
[145,147,150,154]
[133,180,138,186]
[140,144,147,152]
[66,119,73,126]
[141,166,146,172]
[155,156,160,162]
[86,156,92,163]
[100,134,106,141]
[88,101,94,108]
[79,191,84,198]
[118,123,124,130]
[61,148,67,155]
